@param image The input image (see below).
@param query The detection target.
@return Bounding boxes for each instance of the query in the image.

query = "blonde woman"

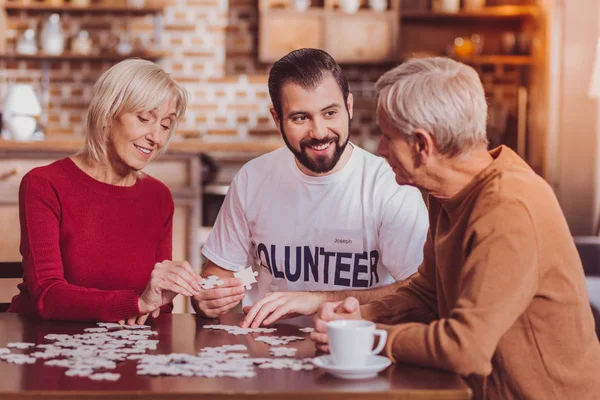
[8,59,202,324]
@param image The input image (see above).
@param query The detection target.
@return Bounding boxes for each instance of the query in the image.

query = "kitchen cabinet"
[258,0,401,64]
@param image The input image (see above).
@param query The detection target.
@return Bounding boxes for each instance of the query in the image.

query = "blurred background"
[0,0,599,312]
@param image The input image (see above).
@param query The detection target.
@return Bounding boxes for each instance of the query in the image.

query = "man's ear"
[346,93,354,120]
[269,107,282,133]
[412,129,435,164]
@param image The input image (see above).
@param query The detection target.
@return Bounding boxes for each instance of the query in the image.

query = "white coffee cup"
[327,320,387,368]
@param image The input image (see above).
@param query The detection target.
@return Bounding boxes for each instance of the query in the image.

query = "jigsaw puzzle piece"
[233,267,258,290]
[201,275,225,290]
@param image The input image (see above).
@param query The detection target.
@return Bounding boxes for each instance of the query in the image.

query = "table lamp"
[590,37,600,98]
[2,84,43,141]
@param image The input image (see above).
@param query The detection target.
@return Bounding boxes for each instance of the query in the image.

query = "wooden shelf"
[401,54,534,66]
[3,3,163,13]
[454,55,534,65]
[0,51,166,61]
[402,6,539,20]
[262,7,397,17]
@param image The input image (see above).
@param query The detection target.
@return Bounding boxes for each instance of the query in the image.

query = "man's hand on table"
[240,291,327,328]
[310,297,362,353]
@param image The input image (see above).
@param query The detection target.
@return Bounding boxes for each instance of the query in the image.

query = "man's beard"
[281,120,351,174]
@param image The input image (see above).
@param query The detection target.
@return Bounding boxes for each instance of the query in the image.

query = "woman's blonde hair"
[84,58,188,164]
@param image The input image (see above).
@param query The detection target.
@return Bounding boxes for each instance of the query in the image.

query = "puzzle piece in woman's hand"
[233,267,258,290]
[201,275,225,290]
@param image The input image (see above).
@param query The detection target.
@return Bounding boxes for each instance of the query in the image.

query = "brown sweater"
[363,146,600,399]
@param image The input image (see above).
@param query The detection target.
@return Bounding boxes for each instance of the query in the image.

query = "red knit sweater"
[8,157,174,322]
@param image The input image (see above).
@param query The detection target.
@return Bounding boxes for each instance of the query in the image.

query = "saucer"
[312,355,392,380]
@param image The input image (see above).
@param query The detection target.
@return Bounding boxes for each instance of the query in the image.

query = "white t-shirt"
[202,144,429,306]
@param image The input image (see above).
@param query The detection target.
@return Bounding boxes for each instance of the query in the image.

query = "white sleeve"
[379,185,429,281]
[201,171,253,272]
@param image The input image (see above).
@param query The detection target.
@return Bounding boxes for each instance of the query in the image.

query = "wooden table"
[0,313,472,399]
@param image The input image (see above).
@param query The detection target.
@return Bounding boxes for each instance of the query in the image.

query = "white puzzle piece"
[89,372,121,381]
[256,336,304,346]
[201,275,225,290]
[7,342,35,349]
[269,347,297,357]
[234,267,258,290]
[203,324,277,335]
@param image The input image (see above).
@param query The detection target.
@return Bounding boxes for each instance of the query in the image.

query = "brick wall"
[0,0,387,153]
[1,0,527,154]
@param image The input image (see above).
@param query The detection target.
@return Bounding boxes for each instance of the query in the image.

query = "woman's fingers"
[153,260,202,295]
[180,261,202,288]
[165,272,199,297]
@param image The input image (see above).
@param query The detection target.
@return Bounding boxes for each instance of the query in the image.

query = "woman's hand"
[138,260,203,314]
[118,308,161,326]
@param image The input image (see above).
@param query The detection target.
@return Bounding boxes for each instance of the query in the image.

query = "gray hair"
[375,57,488,156]
[84,58,188,165]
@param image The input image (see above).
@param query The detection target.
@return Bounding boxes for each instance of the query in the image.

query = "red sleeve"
[156,191,175,313]
[155,192,174,264]
[19,173,140,322]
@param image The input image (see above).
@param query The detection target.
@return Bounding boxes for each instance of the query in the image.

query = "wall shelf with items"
[3,3,163,14]
[398,1,541,165]
[0,50,166,60]
[2,1,165,50]
[0,0,166,131]
[259,0,400,64]
[454,54,533,65]
[402,5,539,20]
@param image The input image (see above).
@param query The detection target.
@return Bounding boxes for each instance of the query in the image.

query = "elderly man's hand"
[310,297,361,353]
[240,292,326,328]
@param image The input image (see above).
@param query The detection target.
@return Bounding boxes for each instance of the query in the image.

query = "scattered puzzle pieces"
[65,368,94,377]
[96,323,123,329]
[203,324,277,335]
[256,336,304,346]
[201,275,225,290]
[270,347,297,357]
[89,372,121,381]
[7,342,35,349]
[258,358,314,371]
[0,319,317,382]
[234,267,258,290]
[1,354,36,364]
[84,328,108,333]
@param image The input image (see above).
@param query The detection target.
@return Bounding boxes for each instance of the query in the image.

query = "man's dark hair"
[268,48,350,121]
